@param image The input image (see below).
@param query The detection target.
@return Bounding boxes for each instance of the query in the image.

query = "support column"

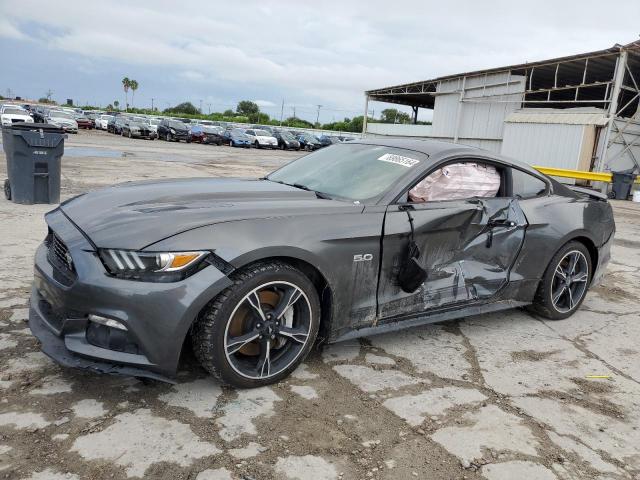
[596,50,627,176]
[453,76,466,143]
[412,106,419,124]
[362,95,369,136]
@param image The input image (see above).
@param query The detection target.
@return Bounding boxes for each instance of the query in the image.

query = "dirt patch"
[510,350,560,363]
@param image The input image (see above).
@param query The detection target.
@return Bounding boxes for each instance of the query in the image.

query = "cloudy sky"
[1,0,639,123]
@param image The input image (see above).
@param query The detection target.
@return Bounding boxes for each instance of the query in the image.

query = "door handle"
[485,219,516,248]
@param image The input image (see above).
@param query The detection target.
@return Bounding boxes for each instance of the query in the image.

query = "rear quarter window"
[511,169,548,199]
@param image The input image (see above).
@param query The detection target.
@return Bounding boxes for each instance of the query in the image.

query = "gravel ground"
[0,130,639,480]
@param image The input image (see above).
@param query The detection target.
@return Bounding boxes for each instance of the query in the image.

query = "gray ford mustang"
[29,139,615,388]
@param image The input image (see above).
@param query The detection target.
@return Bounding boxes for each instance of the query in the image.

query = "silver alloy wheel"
[551,250,589,313]
[223,281,313,380]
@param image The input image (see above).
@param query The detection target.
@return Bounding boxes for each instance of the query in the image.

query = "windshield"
[51,111,74,119]
[254,129,271,136]
[2,108,27,115]
[268,144,428,202]
[279,131,296,141]
[169,120,186,129]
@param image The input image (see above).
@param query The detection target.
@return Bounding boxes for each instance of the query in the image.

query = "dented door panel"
[378,198,527,320]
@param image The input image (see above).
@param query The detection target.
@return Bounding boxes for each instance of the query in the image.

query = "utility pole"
[45,89,53,102]
[280,99,284,126]
[207,103,212,114]
[316,105,323,126]
[151,98,154,111]
[292,106,296,118]
[199,99,203,113]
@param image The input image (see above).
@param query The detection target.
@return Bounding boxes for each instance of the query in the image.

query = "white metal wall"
[431,72,525,140]
[501,122,586,170]
[366,123,433,137]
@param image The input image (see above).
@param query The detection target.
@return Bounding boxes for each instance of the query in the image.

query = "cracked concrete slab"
[431,405,539,463]
[71,408,220,477]
[216,387,281,441]
[290,385,319,400]
[158,378,223,418]
[195,468,234,480]
[481,461,557,480]
[514,396,640,469]
[29,375,73,395]
[321,343,360,363]
[382,386,487,426]
[0,411,50,430]
[274,455,338,480]
[21,470,80,480]
[1,134,640,480]
[546,431,620,475]
[291,363,319,380]
[369,324,472,380]
[332,364,423,392]
[364,353,396,366]
[71,399,107,419]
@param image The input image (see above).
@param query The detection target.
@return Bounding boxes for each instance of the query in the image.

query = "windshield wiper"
[293,183,332,200]
[267,179,332,199]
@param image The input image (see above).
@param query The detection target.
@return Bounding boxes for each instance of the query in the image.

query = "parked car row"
[0,103,355,148]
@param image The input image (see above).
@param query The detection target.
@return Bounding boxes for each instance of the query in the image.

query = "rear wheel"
[192,261,320,388]
[4,180,11,201]
[529,241,592,320]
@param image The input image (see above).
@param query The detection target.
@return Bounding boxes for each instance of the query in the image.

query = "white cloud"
[254,99,276,107]
[1,0,639,114]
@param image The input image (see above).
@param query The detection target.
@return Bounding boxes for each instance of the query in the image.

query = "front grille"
[46,230,76,284]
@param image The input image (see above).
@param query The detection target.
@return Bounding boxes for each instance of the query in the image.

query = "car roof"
[349,138,543,177]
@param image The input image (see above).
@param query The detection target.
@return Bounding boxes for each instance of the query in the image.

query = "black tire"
[255,141,260,149]
[4,180,11,201]
[166,133,172,142]
[529,241,592,320]
[192,261,321,388]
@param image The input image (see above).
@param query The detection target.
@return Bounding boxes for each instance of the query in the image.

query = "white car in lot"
[96,114,114,130]
[243,128,278,149]
[147,117,161,135]
[46,110,79,133]
[0,105,34,127]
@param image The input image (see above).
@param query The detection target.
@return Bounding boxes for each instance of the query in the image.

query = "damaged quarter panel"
[509,184,615,299]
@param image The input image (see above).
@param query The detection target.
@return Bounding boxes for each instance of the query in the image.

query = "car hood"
[2,113,32,121]
[60,177,359,250]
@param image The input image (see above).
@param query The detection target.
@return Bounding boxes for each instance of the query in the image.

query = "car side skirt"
[330,299,529,344]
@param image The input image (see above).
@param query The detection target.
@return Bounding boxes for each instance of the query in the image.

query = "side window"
[511,169,547,199]
[408,162,502,203]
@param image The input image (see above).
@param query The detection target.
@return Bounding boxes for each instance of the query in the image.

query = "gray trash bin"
[2,123,66,204]
[609,169,637,200]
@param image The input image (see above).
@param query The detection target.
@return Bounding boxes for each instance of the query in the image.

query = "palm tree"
[114,100,119,110]
[129,80,139,108]
[122,77,130,112]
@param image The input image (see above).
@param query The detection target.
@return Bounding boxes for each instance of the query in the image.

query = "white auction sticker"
[377,153,420,168]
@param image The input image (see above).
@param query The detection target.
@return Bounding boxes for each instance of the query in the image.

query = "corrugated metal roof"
[504,108,608,126]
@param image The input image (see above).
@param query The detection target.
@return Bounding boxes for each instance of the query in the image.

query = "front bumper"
[29,209,233,381]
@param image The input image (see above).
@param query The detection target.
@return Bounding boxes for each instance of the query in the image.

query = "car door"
[377,162,528,321]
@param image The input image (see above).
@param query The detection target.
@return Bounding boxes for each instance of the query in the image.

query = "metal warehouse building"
[364,40,640,176]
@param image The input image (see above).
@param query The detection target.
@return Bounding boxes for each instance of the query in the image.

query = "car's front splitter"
[29,302,175,383]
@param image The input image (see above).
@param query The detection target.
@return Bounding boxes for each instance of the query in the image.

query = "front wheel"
[4,180,11,200]
[529,241,592,320]
[166,133,172,142]
[192,261,320,388]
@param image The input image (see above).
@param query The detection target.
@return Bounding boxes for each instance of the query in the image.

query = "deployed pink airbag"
[409,163,501,202]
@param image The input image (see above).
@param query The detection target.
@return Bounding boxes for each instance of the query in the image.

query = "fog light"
[88,314,127,331]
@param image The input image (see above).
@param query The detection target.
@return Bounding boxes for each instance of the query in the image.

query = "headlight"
[98,249,208,282]
[170,128,176,134]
